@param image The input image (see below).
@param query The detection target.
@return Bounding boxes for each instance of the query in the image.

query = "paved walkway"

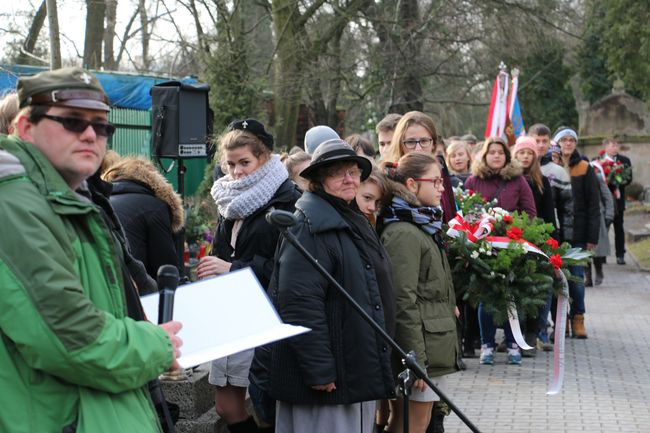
[442,255,650,433]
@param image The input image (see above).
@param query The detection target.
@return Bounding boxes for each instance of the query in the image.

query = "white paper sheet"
[141,267,309,368]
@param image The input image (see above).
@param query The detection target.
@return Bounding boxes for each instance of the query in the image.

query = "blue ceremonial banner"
[510,94,525,138]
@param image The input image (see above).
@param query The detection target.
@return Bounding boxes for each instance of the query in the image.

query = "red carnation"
[503,215,513,224]
[546,238,559,249]
[506,227,523,240]
[604,166,611,175]
[598,149,606,156]
[468,189,475,195]
[550,254,563,269]
[615,167,622,173]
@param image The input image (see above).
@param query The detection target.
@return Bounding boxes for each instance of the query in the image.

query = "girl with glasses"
[464,137,537,366]
[378,152,460,433]
[384,111,456,225]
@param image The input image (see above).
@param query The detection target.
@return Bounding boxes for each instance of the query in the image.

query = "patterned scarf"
[210,155,288,219]
[382,196,443,236]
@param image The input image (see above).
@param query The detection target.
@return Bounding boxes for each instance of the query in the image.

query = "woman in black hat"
[267,139,395,433]
[196,119,301,433]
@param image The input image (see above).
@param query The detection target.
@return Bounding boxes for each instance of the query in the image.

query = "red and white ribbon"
[484,236,547,257]
[547,271,569,395]
[446,212,495,242]
[507,302,534,350]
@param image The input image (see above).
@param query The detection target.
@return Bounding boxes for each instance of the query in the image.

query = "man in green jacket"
[0,67,183,433]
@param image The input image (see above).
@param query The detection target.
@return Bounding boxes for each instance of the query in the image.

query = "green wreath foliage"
[447,190,591,324]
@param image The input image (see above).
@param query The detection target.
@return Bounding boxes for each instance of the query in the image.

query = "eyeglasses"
[414,177,444,187]
[402,138,434,149]
[42,114,116,138]
[327,166,362,181]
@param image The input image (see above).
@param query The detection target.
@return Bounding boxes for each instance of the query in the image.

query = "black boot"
[594,257,604,285]
[584,262,593,287]
[426,402,446,433]
[426,412,445,433]
[228,416,258,433]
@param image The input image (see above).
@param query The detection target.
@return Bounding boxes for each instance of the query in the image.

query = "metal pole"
[278,227,481,433]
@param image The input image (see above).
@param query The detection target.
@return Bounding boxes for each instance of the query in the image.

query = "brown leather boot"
[571,314,588,339]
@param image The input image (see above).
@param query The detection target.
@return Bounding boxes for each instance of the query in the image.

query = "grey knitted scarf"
[210,155,288,220]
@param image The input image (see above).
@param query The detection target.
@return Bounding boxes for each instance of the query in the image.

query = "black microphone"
[266,209,298,228]
[157,265,179,325]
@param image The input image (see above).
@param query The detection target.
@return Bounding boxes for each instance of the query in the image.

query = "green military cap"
[17,67,110,112]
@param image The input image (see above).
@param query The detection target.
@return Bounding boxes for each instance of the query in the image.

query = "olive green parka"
[379,183,459,378]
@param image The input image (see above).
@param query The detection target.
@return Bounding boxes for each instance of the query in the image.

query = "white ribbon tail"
[507,302,534,350]
[547,272,569,395]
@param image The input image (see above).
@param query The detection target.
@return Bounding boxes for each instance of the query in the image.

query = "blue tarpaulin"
[0,64,197,111]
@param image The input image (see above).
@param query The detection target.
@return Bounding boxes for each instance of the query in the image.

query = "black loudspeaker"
[151,81,212,159]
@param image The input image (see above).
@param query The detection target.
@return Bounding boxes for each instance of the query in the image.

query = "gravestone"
[580,80,650,137]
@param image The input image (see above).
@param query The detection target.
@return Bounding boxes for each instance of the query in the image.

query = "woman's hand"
[159,321,183,370]
[413,378,427,393]
[196,256,232,279]
[311,382,336,392]
[454,306,460,318]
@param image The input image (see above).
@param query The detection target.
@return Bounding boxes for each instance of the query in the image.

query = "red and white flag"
[484,65,509,140]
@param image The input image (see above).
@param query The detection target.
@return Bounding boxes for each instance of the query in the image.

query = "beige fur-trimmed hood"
[471,157,523,181]
[102,157,184,232]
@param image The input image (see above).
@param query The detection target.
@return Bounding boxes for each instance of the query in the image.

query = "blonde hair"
[0,92,19,134]
[363,166,389,203]
[514,149,545,193]
[445,140,472,174]
[283,150,311,182]
[385,111,438,162]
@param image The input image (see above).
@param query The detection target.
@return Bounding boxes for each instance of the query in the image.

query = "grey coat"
[593,172,615,258]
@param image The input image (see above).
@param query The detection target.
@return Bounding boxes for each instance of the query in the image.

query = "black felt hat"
[299,139,372,181]
[228,118,274,150]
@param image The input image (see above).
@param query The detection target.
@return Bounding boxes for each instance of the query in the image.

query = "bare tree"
[103,0,118,69]
[46,0,62,69]
[83,0,106,69]
[16,0,47,65]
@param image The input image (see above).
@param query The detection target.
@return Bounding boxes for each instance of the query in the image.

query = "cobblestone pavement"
[442,256,650,433]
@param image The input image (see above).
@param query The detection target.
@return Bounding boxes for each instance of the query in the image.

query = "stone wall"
[577,83,649,190]
[579,138,650,190]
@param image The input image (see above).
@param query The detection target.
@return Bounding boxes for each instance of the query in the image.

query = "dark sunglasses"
[42,114,116,138]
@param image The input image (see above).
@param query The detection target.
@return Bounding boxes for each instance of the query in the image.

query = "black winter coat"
[268,191,395,405]
[110,180,180,281]
[611,153,632,212]
[526,176,557,231]
[212,179,301,290]
[565,151,600,246]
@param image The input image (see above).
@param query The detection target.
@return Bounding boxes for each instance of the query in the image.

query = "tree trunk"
[325,25,344,129]
[271,0,304,148]
[139,0,150,70]
[387,0,423,113]
[83,0,106,69]
[45,0,61,69]
[103,0,118,70]
[17,0,47,64]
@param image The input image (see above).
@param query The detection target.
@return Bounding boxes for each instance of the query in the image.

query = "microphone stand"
[269,211,480,433]
[150,265,180,433]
